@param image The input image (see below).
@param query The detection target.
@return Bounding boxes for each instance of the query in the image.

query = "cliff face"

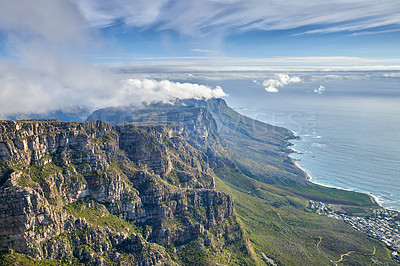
[87,105,226,159]
[0,120,248,265]
[86,99,307,185]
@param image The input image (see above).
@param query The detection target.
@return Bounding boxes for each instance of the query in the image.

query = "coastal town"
[309,200,400,263]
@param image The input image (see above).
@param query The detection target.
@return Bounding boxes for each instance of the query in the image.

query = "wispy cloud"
[261,74,302,93]
[191,48,217,53]
[72,0,400,36]
[105,56,400,72]
[350,28,400,36]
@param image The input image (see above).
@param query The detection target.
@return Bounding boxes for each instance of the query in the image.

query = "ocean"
[220,74,400,211]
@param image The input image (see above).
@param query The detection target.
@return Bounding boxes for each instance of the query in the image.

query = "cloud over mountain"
[0,59,226,116]
[106,79,226,107]
[0,0,228,117]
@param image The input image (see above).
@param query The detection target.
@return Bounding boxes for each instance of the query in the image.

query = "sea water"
[222,77,400,211]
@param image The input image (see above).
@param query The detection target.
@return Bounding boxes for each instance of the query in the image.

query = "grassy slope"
[206,99,396,264]
[214,165,395,265]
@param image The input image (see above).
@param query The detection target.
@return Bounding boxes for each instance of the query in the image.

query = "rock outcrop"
[0,119,251,265]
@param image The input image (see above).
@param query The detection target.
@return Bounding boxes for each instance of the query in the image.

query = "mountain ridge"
[0,98,395,265]
[0,119,254,265]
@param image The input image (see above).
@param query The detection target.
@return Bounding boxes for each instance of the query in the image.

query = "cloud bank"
[0,59,226,116]
[262,74,301,93]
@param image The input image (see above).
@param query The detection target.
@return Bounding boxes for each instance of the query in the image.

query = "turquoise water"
[230,96,400,211]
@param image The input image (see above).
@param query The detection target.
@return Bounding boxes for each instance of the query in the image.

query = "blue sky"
[96,21,400,61]
[0,0,399,115]
[87,0,400,62]
[2,0,400,63]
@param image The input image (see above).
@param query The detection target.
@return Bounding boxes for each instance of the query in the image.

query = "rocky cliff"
[87,104,227,160]
[87,99,307,184]
[0,120,253,265]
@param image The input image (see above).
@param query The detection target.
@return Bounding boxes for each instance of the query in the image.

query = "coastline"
[368,194,380,206]
[288,137,387,209]
[292,158,312,181]
[233,107,398,212]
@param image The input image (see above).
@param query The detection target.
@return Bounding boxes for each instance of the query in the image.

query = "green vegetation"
[175,239,213,266]
[28,163,63,184]
[276,183,376,207]
[0,251,36,266]
[166,222,256,266]
[214,164,394,265]
[90,132,118,145]
[340,206,373,216]
[0,251,80,266]
[166,167,181,186]
[64,200,139,234]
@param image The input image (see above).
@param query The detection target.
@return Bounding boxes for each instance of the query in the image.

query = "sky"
[0,0,399,115]
[79,0,400,60]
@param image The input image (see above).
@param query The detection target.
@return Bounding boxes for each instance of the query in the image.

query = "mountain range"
[0,99,395,265]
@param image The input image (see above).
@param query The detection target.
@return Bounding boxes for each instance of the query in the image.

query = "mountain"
[87,99,375,204]
[0,120,254,265]
[6,107,92,123]
[87,99,304,182]
[0,99,396,265]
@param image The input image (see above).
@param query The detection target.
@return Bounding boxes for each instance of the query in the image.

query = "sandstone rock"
[0,120,242,264]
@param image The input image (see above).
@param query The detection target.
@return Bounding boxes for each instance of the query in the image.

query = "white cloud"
[264,85,280,93]
[262,74,302,93]
[350,28,400,36]
[0,59,226,116]
[116,79,226,106]
[314,85,326,94]
[323,74,342,80]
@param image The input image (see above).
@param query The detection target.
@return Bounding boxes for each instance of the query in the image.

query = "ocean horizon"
[232,98,400,211]
[223,75,400,212]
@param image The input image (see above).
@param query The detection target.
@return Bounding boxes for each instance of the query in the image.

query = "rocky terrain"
[0,119,253,265]
[87,99,307,185]
[1,98,396,265]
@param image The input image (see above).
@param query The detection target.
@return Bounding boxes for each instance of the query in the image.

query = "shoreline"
[288,138,391,210]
